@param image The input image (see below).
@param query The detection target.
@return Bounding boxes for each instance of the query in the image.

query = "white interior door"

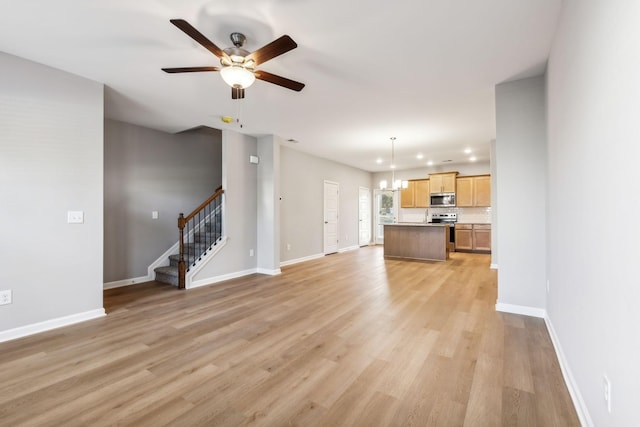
[324,181,339,254]
[358,187,371,246]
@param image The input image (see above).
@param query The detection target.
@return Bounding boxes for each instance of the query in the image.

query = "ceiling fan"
[162,19,305,99]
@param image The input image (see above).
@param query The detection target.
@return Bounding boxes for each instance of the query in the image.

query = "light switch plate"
[152,211,159,219]
[67,211,84,224]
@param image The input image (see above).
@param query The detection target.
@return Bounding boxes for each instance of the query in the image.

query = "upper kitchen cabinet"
[415,179,430,208]
[400,179,430,208]
[429,172,457,194]
[456,175,491,207]
[400,180,416,208]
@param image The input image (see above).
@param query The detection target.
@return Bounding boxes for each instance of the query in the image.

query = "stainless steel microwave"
[430,193,456,207]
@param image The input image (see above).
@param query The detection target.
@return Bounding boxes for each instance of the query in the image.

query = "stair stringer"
[185,236,228,289]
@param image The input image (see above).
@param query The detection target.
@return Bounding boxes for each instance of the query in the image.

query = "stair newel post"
[178,213,186,290]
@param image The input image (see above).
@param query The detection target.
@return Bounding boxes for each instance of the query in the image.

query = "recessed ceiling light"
[390,164,396,169]
[464,148,472,154]
[287,138,299,143]
[427,161,433,166]
[416,153,424,160]
[376,158,383,164]
[470,156,477,162]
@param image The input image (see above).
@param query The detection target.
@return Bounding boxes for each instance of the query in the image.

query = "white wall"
[371,161,491,185]
[494,76,547,315]
[192,130,258,281]
[0,52,104,337]
[256,135,281,274]
[546,1,640,425]
[280,146,373,263]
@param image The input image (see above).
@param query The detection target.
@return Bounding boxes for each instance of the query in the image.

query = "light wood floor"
[0,247,579,426]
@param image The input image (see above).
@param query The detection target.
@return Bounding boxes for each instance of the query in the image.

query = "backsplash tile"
[399,207,492,224]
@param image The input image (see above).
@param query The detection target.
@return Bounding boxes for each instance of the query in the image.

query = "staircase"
[154,187,224,288]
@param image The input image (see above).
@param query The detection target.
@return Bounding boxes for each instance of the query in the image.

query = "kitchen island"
[384,223,450,262]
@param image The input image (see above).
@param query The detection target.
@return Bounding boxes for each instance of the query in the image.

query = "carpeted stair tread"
[154,214,223,286]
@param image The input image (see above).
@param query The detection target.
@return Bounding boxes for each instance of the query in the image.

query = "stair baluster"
[171,186,224,289]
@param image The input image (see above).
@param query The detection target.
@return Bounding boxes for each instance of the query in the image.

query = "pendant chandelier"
[379,137,408,191]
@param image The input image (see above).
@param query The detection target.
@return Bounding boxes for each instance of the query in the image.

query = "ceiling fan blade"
[231,87,245,99]
[162,66,220,73]
[169,19,228,59]
[246,35,297,65]
[255,70,305,92]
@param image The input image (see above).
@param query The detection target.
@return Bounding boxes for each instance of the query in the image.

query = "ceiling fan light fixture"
[220,65,255,89]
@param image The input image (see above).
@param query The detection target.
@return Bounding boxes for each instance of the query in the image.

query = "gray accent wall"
[495,75,547,311]
[0,52,104,332]
[280,146,373,262]
[103,120,221,283]
[546,1,640,424]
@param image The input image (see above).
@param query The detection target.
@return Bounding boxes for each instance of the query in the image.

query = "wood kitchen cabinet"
[454,224,473,250]
[400,180,416,208]
[456,175,491,207]
[429,172,457,194]
[415,179,430,207]
[473,224,491,252]
[455,223,491,253]
[400,179,430,208]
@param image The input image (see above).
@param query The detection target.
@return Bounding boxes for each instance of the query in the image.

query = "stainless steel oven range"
[429,212,457,250]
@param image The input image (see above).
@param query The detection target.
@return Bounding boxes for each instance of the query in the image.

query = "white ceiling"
[0,0,561,172]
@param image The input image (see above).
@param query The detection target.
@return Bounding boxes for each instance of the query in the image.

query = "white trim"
[280,253,325,267]
[323,180,340,255]
[495,302,546,318]
[256,268,282,276]
[188,268,258,289]
[490,263,498,270]
[545,315,593,427]
[338,245,359,253]
[0,309,106,343]
[103,275,150,290]
[184,236,228,288]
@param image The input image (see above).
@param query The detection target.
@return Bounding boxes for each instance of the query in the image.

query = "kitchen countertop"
[389,222,450,227]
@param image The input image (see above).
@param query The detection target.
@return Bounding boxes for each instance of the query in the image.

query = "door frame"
[358,186,371,246]
[323,180,339,254]
[373,189,397,244]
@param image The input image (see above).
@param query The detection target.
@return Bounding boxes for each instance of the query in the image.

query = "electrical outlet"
[152,211,159,219]
[546,279,550,293]
[0,289,12,305]
[603,375,612,413]
[287,243,291,251]
[249,249,254,257]
[67,211,84,224]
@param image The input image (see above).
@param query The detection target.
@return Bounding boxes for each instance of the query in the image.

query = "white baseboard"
[103,275,151,290]
[544,315,593,426]
[256,268,282,276]
[495,302,546,318]
[188,268,258,289]
[280,253,325,267]
[490,263,498,270]
[0,308,106,343]
[338,245,359,253]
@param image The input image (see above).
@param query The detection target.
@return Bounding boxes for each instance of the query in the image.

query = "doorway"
[374,189,396,244]
[323,181,339,254]
[358,187,371,246]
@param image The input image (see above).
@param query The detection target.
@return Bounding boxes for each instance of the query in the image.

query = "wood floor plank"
[0,247,580,426]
